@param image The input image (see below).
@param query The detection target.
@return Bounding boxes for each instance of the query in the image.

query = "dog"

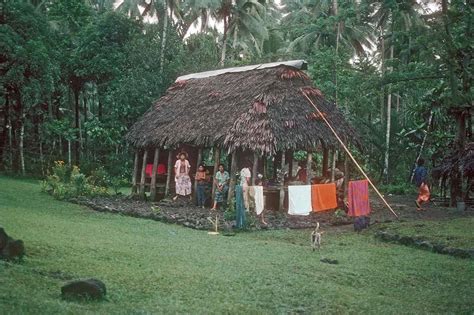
[311,222,323,251]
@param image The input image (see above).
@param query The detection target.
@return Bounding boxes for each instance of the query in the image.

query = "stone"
[399,236,415,246]
[1,239,25,261]
[61,278,106,300]
[320,258,339,265]
[0,228,9,251]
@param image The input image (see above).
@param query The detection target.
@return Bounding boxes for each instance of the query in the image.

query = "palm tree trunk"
[220,17,229,67]
[19,108,25,176]
[159,0,169,76]
[334,0,340,106]
[382,44,394,183]
[409,109,434,182]
[380,27,385,123]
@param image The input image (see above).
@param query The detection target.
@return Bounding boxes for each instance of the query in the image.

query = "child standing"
[195,164,208,208]
[414,158,430,210]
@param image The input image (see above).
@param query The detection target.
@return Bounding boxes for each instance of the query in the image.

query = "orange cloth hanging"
[311,183,337,212]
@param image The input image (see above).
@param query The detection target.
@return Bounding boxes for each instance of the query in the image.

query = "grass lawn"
[1,176,473,314]
[377,217,474,249]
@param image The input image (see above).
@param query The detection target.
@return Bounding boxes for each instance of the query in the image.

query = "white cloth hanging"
[251,186,264,215]
[288,185,312,216]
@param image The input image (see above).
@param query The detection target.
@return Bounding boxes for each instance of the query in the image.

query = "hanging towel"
[347,180,371,217]
[250,186,264,215]
[235,185,246,228]
[311,183,337,212]
[288,185,312,216]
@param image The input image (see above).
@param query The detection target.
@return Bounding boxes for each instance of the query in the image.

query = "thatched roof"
[432,142,474,179]
[126,61,359,154]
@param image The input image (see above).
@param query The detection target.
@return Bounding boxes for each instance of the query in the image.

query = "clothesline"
[301,90,398,218]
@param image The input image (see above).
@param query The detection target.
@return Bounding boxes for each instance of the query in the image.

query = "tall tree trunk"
[73,88,80,165]
[19,108,25,176]
[220,17,229,67]
[380,27,385,123]
[68,140,72,166]
[409,109,434,182]
[159,0,169,76]
[383,44,394,183]
[333,0,340,106]
[0,91,9,170]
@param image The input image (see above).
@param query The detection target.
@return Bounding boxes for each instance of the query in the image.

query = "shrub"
[42,161,109,200]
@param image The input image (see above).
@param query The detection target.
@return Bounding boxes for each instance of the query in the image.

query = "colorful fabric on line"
[288,185,312,216]
[417,183,430,203]
[235,185,246,228]
[311,183,337,212]
[347,180,370,217]
[250,186,264,215]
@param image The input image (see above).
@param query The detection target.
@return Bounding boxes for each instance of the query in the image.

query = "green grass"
[377,218,474,249]
[1,176,473,314]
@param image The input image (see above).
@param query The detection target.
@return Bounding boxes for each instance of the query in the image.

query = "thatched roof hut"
[126,60,360,204]
[126,60,358,154]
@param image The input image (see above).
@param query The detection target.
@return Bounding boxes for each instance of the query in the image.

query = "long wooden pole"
[131,150,139,195]
[150,147,160,201]
[252,152,258,185]
[211,147,221,201]
[139,149,148,199]
[194,148,203,204]
[302,92,398,218]
[306,150,312,185]
[227,151,238,203]
[165,150,173,196]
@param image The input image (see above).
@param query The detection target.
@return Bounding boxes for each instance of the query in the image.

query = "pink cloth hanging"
[347,180,371,217]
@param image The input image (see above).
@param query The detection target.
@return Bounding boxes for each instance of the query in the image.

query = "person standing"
[173,151,192,201]
[413,158,430,210]
[240,160,252,211]
[211,164,229,210]
[195,164,208,208]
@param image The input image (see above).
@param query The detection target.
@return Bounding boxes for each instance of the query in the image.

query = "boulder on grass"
[61,278,106,300]
[0,239,25,261]
[0,228,8,250]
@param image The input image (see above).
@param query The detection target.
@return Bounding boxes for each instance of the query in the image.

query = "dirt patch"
[69,194,473,231]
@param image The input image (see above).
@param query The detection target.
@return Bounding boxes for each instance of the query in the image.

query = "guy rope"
[302,90,399,218]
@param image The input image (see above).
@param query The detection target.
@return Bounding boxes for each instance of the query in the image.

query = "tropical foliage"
[0,0,471,202]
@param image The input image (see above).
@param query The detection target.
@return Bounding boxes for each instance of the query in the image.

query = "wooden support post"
[322,146,329,177]
[288,150,293,178]
[227,151,238,203]
[131,150,139,195]
[306,151,313,185]
[211,147,221,200]
[273,152,281,179]
[279,151,286,211]
[139,149,148,198]
[194,148,203,204]
[263,156,267,179]
[252,152,258,185]
[165,150,173,196]
[150,147,160,201]
[331,150,337,182]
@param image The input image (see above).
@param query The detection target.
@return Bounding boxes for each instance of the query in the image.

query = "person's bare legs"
[211,201,218,210]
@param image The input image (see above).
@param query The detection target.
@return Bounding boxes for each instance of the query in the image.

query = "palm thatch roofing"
[126,60,359,154]
[432,142,474,179]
